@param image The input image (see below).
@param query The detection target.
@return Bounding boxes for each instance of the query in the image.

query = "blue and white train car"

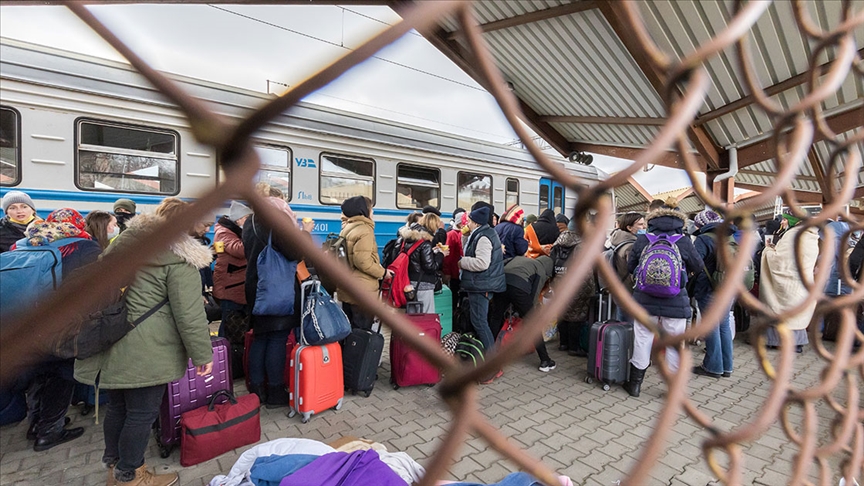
[0,38,606,248]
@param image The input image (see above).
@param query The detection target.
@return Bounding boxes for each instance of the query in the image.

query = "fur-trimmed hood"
[646,208,686,222]
[109,213,213,269]
[646,208,687,234]
[398,223,433,242]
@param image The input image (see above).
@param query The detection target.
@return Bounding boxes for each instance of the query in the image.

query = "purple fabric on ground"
[278,450,405,486]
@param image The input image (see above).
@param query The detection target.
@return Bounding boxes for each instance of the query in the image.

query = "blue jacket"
[627,209,704,318]
[495,220,528,260]
[461,225,506,293]
[823,220,852,296]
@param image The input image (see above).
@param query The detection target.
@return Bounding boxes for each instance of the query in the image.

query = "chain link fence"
[0,1,861,485]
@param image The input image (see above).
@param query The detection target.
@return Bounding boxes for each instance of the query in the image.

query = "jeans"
[697,295,733,374]
[488,290,551,362]
[343,302,374,331]
[218,299,246,338]
[248,330,290,386]
[102,385,165,473]
[467,292,495,351]
[631,316,687,372]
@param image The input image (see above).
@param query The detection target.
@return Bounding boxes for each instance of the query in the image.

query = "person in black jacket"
[623,206,703,397]
[242,197,307,407]
[422,205,448,246]
[0,191,37,253]
[398,216,447,313]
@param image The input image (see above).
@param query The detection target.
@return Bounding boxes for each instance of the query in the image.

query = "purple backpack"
[635,233,684,298]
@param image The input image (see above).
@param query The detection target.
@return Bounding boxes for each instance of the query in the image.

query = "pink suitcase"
[155,337,232,458]
[390,305,441,389]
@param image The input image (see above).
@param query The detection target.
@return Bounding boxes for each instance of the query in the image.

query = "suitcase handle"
[207,390,237,411]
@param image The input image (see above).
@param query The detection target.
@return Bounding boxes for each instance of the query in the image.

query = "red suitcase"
[390,304,441,389]
[287,281,344,423]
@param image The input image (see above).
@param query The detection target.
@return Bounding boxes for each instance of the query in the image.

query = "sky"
[0,3,702,195]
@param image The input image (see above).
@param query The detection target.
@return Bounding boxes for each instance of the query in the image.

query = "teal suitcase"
[434,286,453,335]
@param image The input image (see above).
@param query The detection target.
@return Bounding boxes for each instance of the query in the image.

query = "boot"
[622,364,646,398]
[265,385,289,409]
[33,426,84,452]
[247,383,267,405]
[27,416,70,441]
[115,464,178,486]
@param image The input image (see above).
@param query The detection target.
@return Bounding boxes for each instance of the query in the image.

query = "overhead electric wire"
[208,5,485,92]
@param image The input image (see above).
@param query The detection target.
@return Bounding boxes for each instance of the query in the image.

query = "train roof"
[0,37,606,182]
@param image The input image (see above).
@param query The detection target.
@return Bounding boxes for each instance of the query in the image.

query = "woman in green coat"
[75,198,213,486]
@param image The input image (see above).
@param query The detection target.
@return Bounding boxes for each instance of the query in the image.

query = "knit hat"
[501,204,524,225]
[341,195,370,219]
[422,205,441,217]
[694,209,722,228]
[469,206,490,225]
[524,214,538,225]
[113,198,137,214]
[452,208,466,219]
[2,191,35,213]
[781,213,801,227]
[555,213,570,225]
[228,200,253,223]
[26,208,91,246]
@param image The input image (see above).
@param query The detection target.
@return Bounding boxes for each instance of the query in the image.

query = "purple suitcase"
[155,337,232,458]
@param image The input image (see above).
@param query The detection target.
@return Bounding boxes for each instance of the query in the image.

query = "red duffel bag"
[180,390,261,467]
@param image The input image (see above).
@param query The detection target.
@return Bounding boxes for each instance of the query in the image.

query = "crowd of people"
[1,187,862,485]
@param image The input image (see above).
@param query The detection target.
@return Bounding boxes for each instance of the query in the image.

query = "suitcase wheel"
[361,389,371,398]
[158,444,172,459]
[392,383,399,390]
[301,412,312,424]
[585,376,594,384]
[334,398,343,410]
[602,383,611,392]
[287,409,296,419]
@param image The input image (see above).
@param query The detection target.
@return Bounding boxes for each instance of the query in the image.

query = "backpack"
[549,243,575,276]
[635,233,685,298]
[381,237,401,269]
[707,234,755,291]
[382,240,423,308]
[319,232,350,294]
[455,333,485,367]
[595,241,632,290]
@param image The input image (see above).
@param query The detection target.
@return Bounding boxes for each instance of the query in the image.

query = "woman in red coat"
[213,201,252,340]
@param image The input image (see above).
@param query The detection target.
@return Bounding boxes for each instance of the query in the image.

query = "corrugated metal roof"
[614,182,650,212]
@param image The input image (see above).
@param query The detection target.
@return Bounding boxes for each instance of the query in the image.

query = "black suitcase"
[342,324,384,398]
[586,290,633,391]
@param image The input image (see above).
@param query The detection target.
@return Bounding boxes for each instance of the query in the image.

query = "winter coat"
[397,224,443,290]
[75,214,214,389]
[503,256,554,302]
[0,217,28,253]
[850,237,864,281]
[213,217,247,304]
[243,216,304,334]
[691,222,720,301]
[432,227,447,247]
[605,228,637,291]
[531,209,560,245]
[460,224,506,293]
[627,209,704,319]
[552,231,598,322]
[495,220,528,260]
[338,215,386,305]
[759,225,818,331]
[442,228,463,279]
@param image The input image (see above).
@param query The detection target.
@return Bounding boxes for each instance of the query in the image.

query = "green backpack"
[707,234,755,291]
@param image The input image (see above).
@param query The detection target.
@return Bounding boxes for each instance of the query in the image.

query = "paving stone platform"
[0,330,850,485]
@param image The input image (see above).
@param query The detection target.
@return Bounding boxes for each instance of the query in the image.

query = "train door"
[538,177,565,214]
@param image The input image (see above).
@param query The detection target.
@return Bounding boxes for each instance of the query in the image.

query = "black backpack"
[319,232,350,294]
[381,237,401,269]
[549,243,575,276]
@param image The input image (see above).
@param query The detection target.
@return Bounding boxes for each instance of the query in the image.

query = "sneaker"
[691,366,722,378]
[480,370,503,384]
[538,360,556,372]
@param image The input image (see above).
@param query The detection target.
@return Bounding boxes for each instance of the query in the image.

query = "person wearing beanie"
[550,217,598,357]
[470,201,495,226]
[495,204,528,260]
[422,205,441,217]
[338,196,389,331]
[459,204,506,382]
[622,205,703,398]
[112,198,137,233]
[555,213,570,233]
[422,205,447,246]
[213,201,252,342]
[0,190,37,253]
[690,209,735,378]
[524,214,537,227]
[525,209,560,259]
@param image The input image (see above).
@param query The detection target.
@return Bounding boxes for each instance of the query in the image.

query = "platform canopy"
[390,0,863,208]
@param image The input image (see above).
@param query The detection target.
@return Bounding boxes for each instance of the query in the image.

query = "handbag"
[253,230,298,316]
[179,390,261,467]
[300,280,351,345]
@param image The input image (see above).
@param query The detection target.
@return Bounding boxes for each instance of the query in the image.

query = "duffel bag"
[180,390,260,467]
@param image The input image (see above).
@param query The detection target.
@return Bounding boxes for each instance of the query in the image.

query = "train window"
[319,153,375,205]
[76,120,179,195]
[0,107,21,186]
[457,171,492,211]
[553,185,564,214]
[396,164,439,209]
[505,178,519,209]
[254,145,292,201]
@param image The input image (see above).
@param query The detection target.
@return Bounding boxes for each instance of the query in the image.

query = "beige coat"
[337,216,385,305]
[759,225,819,331]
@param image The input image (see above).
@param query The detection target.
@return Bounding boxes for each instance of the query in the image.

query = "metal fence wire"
[1,2,862,485]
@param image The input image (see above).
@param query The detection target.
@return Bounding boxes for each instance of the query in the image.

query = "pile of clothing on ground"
[208,436,574,486]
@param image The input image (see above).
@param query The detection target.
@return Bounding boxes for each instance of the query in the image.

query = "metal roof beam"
[738,170,819,182]
[734,183,824,203]
[736,104,864,168]
[598,1,722,171]
[626,176,654,202]
[446,1,599,39]
[695,48,864,126]
[806,148,830,203]
[2,0,390,3]
[570,141,706,171]
[538,115,666,126]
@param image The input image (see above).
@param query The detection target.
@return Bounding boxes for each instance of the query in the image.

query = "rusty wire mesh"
[0,1,862,485]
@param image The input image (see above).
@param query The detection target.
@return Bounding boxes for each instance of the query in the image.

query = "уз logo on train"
[295,158,316,168]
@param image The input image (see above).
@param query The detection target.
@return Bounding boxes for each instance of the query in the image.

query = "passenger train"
[0,38,607,248]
